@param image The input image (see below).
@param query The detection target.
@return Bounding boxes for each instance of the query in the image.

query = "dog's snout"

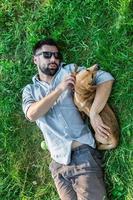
[95,64,100,70]
[87,64,100,72]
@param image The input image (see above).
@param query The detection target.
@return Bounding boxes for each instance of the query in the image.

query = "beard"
[39,62,59,76]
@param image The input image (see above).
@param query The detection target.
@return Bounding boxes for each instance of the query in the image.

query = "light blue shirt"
[22,63,114,164]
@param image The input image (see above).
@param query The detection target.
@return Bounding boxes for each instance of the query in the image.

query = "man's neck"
[39,72,53,84]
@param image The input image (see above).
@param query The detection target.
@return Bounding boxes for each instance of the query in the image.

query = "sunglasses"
[36,51,61,59]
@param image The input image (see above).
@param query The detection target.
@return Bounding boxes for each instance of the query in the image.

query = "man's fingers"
[101,123,111,131]
[97,126,110,138]
[66,77,76,87]
[98,126,110,136]
[96,128,108,138]
[65,74,76,80]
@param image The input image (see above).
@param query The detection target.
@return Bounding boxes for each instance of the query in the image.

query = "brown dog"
[74,64,119,150]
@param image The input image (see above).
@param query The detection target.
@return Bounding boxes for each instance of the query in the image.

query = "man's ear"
[33,56,38,65]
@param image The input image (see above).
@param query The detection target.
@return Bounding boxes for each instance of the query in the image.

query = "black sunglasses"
[36,51,61,59]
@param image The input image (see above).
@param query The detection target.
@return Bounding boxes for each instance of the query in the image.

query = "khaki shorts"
[49,144,107,200]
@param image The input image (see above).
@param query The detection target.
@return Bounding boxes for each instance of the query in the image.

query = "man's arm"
[27,75,75,121]
[89,80,114,138]
[27,87,62,121]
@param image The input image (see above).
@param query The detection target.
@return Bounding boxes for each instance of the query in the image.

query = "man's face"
[34,45,60,76]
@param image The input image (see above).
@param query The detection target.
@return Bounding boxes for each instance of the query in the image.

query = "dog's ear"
[87,64,100,72]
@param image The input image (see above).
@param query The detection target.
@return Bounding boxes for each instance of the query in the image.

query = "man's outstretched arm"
[89,80,114,138]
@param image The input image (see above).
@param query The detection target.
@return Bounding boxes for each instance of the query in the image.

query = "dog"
[73,64,119,150]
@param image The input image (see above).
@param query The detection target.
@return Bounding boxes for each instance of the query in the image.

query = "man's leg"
[73,172,106,200]
[53,173,77,200]
[71,145,107,200]
[49,160,77,200]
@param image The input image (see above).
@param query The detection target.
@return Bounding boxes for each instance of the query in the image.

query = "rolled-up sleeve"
[94,70,115,85]
[22,85,35,119]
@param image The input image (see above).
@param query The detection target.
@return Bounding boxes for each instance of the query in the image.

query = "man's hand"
[57,74,76,92]
[90,112,110,138]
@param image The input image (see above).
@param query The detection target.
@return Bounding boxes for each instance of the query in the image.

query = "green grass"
[0,0,132,199]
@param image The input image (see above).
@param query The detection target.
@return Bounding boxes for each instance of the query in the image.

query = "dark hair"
[33,38,61,55]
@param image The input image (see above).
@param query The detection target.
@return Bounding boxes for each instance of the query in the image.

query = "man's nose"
[50,55,56,62]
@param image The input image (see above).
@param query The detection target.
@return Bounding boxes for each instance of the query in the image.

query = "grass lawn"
[0,0,132,199]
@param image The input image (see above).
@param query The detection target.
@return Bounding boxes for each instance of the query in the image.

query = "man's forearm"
[27,87,62,121]
[90,80,114,117]
[26,74,76,121]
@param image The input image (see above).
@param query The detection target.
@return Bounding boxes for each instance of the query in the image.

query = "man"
[22,38,114,200]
